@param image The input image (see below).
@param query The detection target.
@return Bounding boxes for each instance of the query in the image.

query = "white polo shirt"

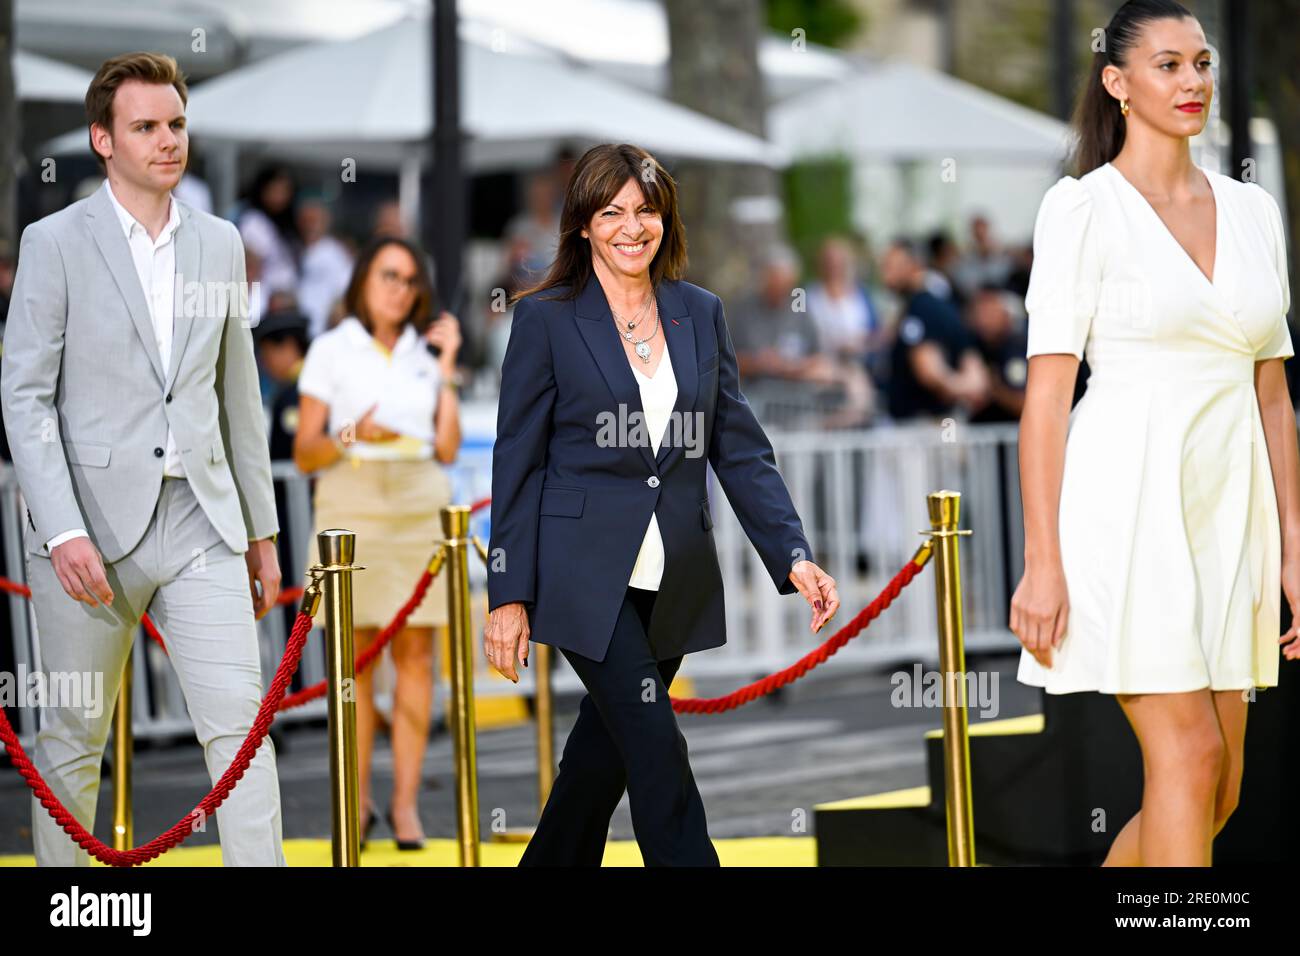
[297,316,442,460]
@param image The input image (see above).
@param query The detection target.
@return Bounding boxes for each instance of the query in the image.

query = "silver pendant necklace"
[612,294,659,363]
[612,290,653,331]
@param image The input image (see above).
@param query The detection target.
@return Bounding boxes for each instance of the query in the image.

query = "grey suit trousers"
[26,477,285,866]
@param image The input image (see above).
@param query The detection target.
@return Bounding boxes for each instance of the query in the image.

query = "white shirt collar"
[103,178,181,242]
[341,315,421,356]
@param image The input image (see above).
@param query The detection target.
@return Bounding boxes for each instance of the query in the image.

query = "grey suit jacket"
[0,183,278,563]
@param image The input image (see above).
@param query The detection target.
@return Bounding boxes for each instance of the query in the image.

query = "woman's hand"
[349,403,401,443]
[789,560,839,634]
[425,310,462,365]
[1010,560,1069,668]
[484,601,530,682]
[1280,555,1300,660]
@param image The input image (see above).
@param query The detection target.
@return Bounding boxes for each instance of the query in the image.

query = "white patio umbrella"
[14,49,93,102]
[43,13,786,223]
[13,0,416,77]
[770,58,1073,241]
[35,13,782,222]
[175,15,786,167]
[456,0,853,103]
[770,58,1071,163]
[16,0,846,102]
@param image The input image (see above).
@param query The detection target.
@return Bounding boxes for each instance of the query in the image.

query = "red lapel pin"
[671,318,680,325]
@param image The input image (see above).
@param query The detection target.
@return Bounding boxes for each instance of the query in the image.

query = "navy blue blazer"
[487,273,815,663]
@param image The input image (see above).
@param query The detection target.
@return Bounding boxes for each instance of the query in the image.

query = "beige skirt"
[307,456,453,628]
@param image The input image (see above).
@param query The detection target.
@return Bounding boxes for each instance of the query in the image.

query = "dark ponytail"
[1070,0,1196,176]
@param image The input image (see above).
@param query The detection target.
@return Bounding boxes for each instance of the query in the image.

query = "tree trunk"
[0,0,17,263]
[664,0,785,304]
[1253,1,1299,335]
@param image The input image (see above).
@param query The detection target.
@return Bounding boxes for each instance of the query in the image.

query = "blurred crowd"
[477,153,1041,437]
[721,218,1037,432]
[0,156,1046,474]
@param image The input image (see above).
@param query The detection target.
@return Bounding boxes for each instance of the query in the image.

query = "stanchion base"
[489,828,535,843]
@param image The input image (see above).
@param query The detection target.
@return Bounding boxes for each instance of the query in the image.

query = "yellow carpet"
[0,835,813,867]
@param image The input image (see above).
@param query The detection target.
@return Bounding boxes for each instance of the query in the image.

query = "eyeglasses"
[377,268,421,291]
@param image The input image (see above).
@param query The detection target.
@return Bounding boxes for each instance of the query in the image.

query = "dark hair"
[1071,0,1197,175]
[927,231,956,262]
[256,327,309,354]
[85,52,189,170]
[510,143,688,304]
[344,236,436,336]
[888,236,922,261]
[243,165,300,244]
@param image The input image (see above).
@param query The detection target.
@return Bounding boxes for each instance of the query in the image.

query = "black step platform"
[815,659,1298,865]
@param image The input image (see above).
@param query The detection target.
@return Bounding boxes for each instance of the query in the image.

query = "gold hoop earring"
[1120,99,1130,117]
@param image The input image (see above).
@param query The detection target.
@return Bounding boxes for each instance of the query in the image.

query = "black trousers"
[518,585,720,866]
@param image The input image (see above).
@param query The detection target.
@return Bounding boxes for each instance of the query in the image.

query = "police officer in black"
[966,284,1030,424]
[879,239,989,422]
[253,308,310,461]
[252,309,309,644]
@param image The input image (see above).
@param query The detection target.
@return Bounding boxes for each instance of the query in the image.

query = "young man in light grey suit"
[0,53,286,865]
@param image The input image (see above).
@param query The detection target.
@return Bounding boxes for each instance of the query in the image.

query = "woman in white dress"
[1011,0,1300,866]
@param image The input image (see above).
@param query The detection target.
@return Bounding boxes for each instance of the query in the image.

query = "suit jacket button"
[154,447,164,458]
[165,393,173,403]
[646,476,660,488]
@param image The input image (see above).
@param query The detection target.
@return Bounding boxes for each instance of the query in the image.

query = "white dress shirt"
[627,344,678,590]
[46,180,183,551]
[297,316,442,460]
[807,283,873,353]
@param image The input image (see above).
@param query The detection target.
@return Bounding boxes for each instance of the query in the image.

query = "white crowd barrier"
[0,417,1023,746]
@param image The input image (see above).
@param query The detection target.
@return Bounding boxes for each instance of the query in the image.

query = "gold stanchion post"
[319,529,362,867]
[443,505,481,866]
[111,646,133,851]
[474,534,549,845]
[534,642,555,808]
[922,489,977,866]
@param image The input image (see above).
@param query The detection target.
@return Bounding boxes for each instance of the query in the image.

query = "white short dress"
[1016,163,1295,695]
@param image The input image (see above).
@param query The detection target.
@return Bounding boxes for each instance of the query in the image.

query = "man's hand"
[50,537,115,608]
[245,537,281,620]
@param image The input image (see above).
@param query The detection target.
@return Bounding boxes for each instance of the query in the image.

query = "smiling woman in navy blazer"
[485,143,839,866]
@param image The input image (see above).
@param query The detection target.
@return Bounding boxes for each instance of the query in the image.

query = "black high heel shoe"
[386,807,426,851]
[360,806,378,851]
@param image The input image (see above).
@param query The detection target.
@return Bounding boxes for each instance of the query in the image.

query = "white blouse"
[297,316,442,461]
[627,344,678,590]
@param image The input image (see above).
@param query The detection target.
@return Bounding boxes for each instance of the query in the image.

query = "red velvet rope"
[0,498,487,863]
[0,609,315,866]
[0,577,303,655]
[277,569,434,711]
[670,555,927,714]
[0,492,927,864]
[1,563,434,713]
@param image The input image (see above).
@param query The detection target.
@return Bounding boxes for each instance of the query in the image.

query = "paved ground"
[0,652,1037,855]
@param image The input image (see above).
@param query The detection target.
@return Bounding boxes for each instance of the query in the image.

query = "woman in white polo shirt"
[293,236,463,850]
